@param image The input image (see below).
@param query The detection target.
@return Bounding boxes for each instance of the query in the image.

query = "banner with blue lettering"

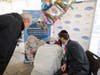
[23,10,51,42]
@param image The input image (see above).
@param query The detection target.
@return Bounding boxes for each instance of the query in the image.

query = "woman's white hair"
[49,37,56,42]
[25,35,45,47]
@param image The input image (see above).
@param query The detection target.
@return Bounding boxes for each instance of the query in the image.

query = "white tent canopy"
[0,0,41,14]
[0,0,95,14]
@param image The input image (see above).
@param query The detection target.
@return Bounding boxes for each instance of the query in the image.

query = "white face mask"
[49,41,55,45]
[30,43,36,48]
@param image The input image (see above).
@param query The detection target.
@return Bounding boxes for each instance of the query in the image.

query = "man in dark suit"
[0,13,32,75]
[55,30,89,75]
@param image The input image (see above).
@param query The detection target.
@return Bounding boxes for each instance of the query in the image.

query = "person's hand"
[61,64,66,72]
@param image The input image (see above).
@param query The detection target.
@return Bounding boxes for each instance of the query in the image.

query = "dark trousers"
[54,58,68,75]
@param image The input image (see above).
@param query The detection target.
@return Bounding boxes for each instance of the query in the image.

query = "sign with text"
[23,10,51,42]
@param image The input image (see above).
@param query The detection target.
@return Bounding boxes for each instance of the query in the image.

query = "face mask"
[30,43,36,48]
[49,41,55,45]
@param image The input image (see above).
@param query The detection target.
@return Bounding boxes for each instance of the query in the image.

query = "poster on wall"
[23,10,51,42]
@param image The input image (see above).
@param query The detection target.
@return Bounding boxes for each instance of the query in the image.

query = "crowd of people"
[25,30,89,75]
[0,12,90,75]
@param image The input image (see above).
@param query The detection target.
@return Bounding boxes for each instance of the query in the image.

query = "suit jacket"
[0,13,24,75]
[63,40,89,75]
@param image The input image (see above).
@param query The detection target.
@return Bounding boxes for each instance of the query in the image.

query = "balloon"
[41,0,52,10]
[42,4,50,10]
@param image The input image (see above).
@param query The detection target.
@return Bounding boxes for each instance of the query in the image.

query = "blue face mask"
[30,43,36,48]
[49,41,55,45]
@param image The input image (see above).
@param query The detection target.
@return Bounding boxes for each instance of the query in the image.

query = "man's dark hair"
[58,30,69,40]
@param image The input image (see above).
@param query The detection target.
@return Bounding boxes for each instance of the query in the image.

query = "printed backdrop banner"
[23,10,51,42]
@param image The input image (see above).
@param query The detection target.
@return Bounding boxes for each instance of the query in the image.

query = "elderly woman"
[25,35,45,62]
[47,37,56,44]
[47,37,62,46]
